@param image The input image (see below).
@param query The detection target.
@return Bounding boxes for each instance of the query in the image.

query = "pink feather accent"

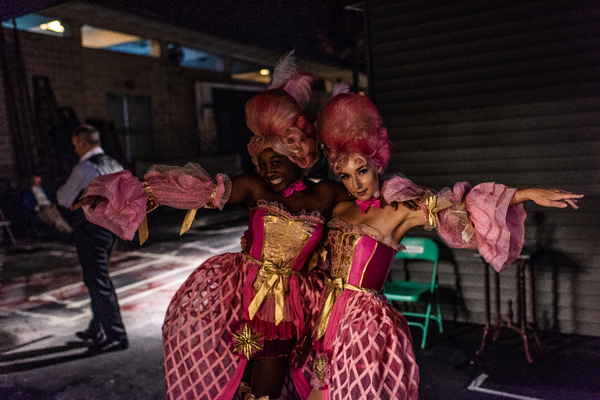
[283,73,317,109]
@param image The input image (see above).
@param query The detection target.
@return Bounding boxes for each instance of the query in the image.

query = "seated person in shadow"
[23,174,72,238]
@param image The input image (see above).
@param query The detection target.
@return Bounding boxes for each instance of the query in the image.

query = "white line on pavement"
[65,260,202,308]
[467,373,544,400]
[29,252,196,301]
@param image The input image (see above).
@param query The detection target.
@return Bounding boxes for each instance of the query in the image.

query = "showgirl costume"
[78,164,325,400]
[304,176,526,400]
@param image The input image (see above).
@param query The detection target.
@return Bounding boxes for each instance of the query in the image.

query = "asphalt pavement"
[1,207,599,400]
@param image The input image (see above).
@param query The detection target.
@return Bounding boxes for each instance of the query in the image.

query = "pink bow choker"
[283,180,306,197]
[356,197,381,213]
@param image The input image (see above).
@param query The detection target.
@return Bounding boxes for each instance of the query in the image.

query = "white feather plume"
[332,81,350,97]
[283,73,316,109]
[269,50,297,89]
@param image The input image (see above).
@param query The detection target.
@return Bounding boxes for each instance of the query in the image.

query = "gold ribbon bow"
[423,191,453,230]
[247,261,294,326]
[314,276,345,341]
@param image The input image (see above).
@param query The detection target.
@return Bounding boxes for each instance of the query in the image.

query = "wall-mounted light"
[39,20,64,33]
[259,69,270,76]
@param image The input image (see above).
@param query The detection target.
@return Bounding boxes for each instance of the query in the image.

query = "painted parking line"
[180,242,240,253]
[468,373,544,400]
[29,252,198,302]
[65,260,203,308]
[19,240,238,322]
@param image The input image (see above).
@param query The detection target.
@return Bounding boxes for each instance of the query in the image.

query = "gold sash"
[244,252,300,325]
[314,276,379,341]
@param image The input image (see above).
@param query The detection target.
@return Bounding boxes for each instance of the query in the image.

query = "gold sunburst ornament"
[232,323,263,360]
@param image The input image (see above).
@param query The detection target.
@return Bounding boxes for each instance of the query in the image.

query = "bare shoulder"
[231,173,266,189]
[332,199,356,216]
[229,173,270,204]
[313,179,348,199]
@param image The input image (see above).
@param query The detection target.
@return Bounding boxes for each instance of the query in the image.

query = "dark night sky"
[0,0,366,69]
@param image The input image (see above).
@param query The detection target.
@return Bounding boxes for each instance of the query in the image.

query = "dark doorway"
[106,94,153,168]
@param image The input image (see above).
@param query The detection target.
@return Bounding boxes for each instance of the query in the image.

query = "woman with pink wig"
[303,92,582,400]
[74,52,348,400]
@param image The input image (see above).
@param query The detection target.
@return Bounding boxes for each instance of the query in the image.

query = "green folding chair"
[384,237,443,348]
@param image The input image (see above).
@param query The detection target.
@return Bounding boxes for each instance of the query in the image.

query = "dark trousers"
[74,221,126,341]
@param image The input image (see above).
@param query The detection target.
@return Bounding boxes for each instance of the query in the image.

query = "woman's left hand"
[516,188,583,209]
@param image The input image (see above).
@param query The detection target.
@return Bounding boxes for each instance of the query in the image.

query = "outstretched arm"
[510,188,583,209]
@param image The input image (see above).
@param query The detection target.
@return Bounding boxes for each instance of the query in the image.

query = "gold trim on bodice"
[244,209,318,326]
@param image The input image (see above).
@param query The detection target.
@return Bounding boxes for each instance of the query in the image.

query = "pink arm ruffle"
[81,163,232,241]
[436,182,526,273]
[381,175,428,202]
[144,163,231,210]
[81,170,147,241]
[383,176,527,273]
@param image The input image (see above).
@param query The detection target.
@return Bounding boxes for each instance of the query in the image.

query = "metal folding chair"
[384,237,443,348]
[0,207,16,245]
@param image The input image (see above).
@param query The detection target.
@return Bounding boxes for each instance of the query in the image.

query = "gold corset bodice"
[246,202,324,324]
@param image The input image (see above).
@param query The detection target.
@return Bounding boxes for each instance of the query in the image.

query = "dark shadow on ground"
[0,341,90,374]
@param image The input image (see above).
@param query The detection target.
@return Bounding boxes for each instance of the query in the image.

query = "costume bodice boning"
[244,201,324,272]
[327,219,398,292]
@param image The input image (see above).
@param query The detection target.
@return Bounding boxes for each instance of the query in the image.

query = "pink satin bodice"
[327,220,399,292]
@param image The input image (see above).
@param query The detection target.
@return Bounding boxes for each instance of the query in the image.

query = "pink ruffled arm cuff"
[383,175,527,273]
[81,163,232,241]
[437,182,526,273]
[81,170,148,241]
[144,163,231,210]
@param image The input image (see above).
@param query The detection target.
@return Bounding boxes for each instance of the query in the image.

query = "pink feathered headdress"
[246,50,320,172]
[316,87,391,174]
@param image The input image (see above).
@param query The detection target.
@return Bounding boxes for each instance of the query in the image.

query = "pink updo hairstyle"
[246,51,320,173]
[317,91,391,174]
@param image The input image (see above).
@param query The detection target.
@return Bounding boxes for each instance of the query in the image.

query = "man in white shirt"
[57,124,128,354]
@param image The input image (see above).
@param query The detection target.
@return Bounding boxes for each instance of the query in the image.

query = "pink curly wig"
[246,80,320,173]
[317,93,391,174]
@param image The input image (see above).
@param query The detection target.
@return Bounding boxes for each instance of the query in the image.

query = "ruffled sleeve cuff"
[209,173,232,210]
[81,170,147,241]
[437,182,527,273]
[144,163,231,210]
[465,182,526,273]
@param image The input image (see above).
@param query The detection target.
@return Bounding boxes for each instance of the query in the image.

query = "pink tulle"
[464,182,526,272]
[80,164,231,241]
[383,176,527,273]
[145,163,231,210]
[435,182,526,272]
[381,175,428,202]
[81,170,147,241]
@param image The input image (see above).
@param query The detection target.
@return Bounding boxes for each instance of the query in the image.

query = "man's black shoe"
[87,337,129,354]
[75,330,103,342]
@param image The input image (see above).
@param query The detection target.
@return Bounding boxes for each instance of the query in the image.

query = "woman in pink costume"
[75,53,348,400]
[302,91,582,400]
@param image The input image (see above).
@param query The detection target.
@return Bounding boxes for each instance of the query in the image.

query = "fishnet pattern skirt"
[162,252,326,400]
[163,252,246,400]
[317,292,420,400]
